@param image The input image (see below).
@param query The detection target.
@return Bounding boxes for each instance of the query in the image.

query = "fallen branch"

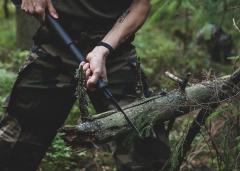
[63,68,240,147]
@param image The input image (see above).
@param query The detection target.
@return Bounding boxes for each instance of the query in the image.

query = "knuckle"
[35,7,44,14]
[21,5,27,11]
[28,9,34,13]
[83,65,89,70]
[87,80,94,85]
[94,70,101,75]
[86,53,93,60]
[88,52,93,56]
[87,68,91,73]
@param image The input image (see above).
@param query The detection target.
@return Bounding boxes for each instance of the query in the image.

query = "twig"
[180,72,192,91]
[165,71,192,91]
[165,71,183,84]
[233,18,240,32]
[234,152,240,170]
[170,107,215,171]
[203,124,223,168]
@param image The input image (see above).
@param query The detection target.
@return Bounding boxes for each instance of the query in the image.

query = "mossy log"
[63,68,240,147]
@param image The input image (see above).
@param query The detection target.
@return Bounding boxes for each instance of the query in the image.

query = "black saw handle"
[46,15,108,90]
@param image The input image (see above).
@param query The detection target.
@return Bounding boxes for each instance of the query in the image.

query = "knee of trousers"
[0,107,55,171]
[2,44,76,140]
[0,115,21,168]
[0,115,21,146]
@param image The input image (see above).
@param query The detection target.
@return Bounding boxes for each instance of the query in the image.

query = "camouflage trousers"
[0,32,170,171]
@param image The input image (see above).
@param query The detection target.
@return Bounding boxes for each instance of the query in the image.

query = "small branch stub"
[180,72,192,91]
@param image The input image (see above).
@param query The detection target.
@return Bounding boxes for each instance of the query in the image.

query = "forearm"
[82,0,150,88]
[102,0,150,50]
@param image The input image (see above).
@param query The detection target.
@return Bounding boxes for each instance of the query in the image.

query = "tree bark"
[63,68,240,147]
[3,0,9,18]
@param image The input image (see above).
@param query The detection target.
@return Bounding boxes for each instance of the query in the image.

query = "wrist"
[94,46,110,59]
[96,41,114,57]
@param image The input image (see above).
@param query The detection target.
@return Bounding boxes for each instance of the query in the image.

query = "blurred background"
[0,0,240,170]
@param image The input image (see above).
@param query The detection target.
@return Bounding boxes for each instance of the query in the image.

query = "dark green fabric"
[53,0,132,31]
[38,31,138,95]
[34,0,133,53]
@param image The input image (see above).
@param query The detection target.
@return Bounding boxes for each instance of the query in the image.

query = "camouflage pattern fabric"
[0,31,170,171]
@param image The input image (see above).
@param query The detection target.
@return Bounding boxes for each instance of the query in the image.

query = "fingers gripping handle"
[47,15,110,91]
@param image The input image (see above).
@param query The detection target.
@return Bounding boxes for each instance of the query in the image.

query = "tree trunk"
[3,0,9,18]
[63,68,240,147]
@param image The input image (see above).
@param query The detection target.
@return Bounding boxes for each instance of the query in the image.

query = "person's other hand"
[21,0,58,20]
[80,46,110,90]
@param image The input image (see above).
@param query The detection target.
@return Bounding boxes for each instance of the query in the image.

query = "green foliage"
[135,27,179,73]
[0,17,16,48]
[0,69,15,95]
[40,134,77,171]
[204,102,240,171]
[1,50,29,71]
[0,2,16,48]
[0,69,16,115]
[149,0,240,29]
[134,25,211,90]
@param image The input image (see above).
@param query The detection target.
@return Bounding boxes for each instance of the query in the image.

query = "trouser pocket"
[5,45,42,114]
[0,44,76,171]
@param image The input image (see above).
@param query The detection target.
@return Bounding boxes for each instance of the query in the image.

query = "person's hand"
[80,46,110,90]
[21,0,58,20]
